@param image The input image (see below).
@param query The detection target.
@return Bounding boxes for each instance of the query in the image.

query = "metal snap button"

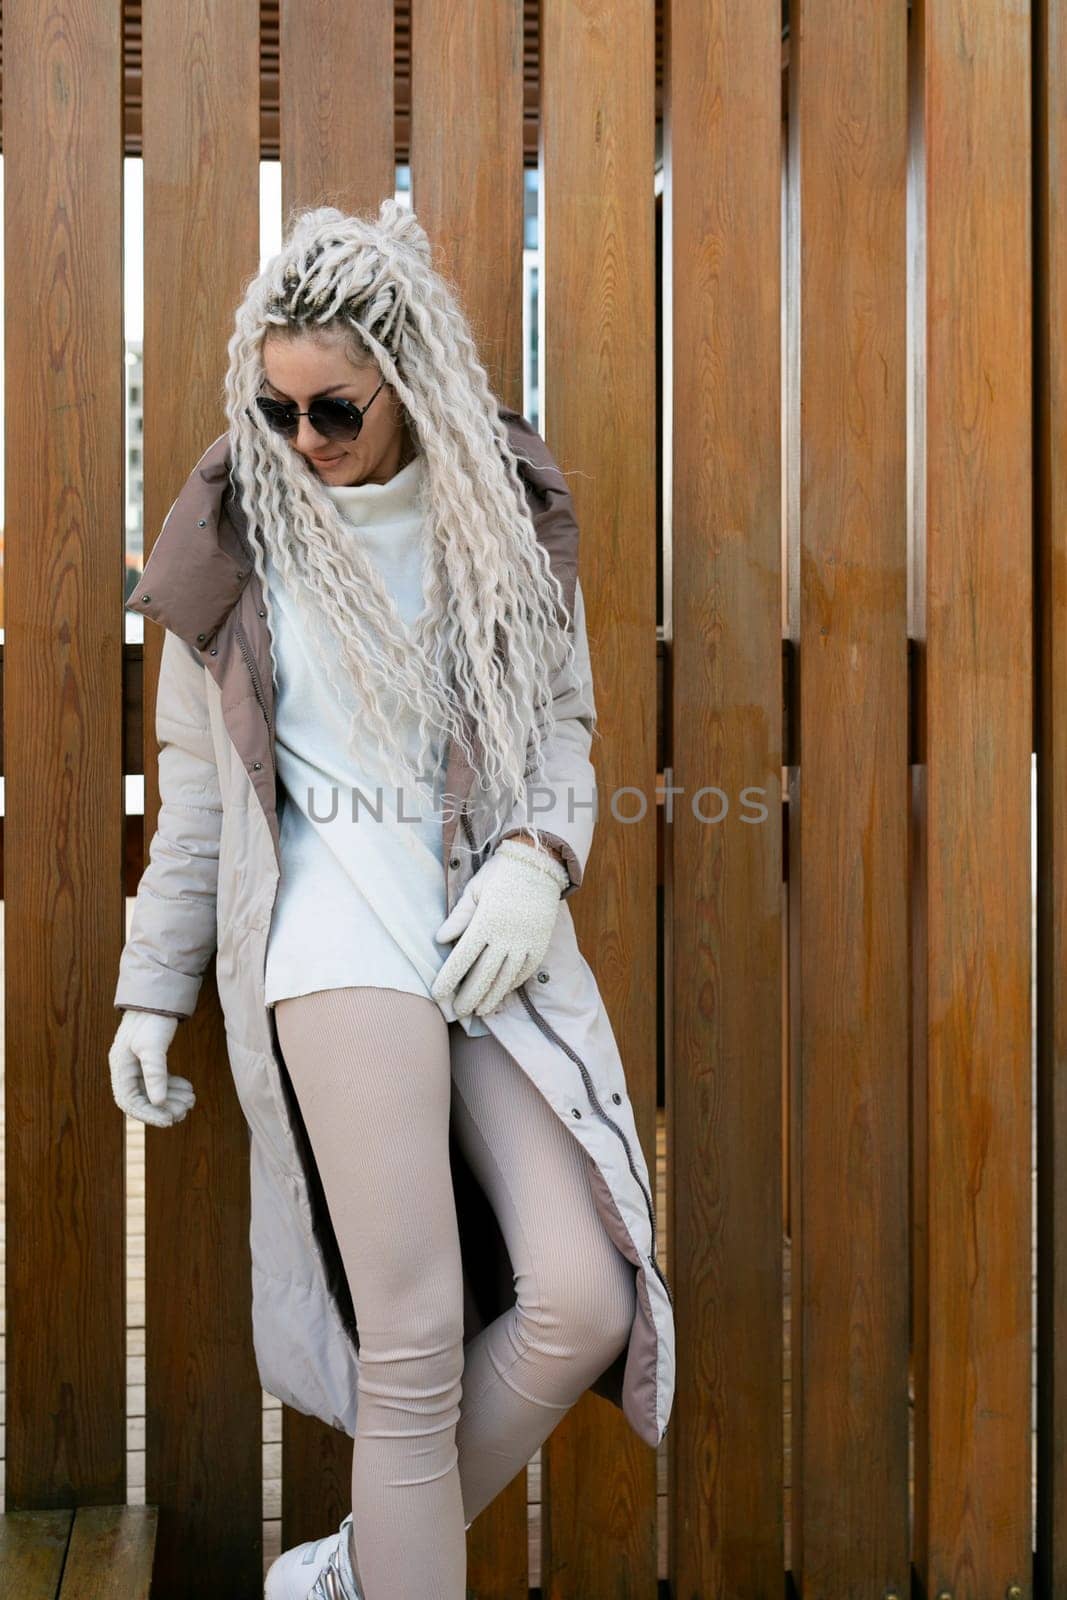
[258,609,267,617]
[209,647,218,655]
[252,761,262,771]
[612,1091,622,1104]
[536,970,549,983]
[140,594,151,602]
[196,632,206,642]
[237,569,247,578]
[198,519,207,528]
[570,1107,582,1118]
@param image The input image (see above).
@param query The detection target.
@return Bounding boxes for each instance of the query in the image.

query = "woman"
[108,200,674,1600]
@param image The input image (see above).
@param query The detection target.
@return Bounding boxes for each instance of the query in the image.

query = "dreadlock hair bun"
[376,196,433,268]
[266,202,432,360]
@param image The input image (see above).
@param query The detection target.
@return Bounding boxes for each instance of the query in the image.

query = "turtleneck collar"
[322,451,426,527]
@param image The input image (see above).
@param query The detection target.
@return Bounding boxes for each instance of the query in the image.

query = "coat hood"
[132,405,580,652]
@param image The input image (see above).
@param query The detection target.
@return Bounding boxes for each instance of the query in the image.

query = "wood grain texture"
[140,2,265,1594]
[274,0,396,1548]
[1,3,1049,1592]
[115,2,671,168]
[3,0,128,1512]
[410,0,526,406]
[540,3,659,1597]
[908,6,931,1594]
[408,4,530,1592]
[789,2,911,1594]
[1035,3,1067,1594]
[59,1504,159,1598]
[280,0,394,230]
[0,1509,75,1595]
[912,0,1034,1593]
[669,1,785,1594]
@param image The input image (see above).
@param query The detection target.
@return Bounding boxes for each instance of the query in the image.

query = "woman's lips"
[312,454,342,466]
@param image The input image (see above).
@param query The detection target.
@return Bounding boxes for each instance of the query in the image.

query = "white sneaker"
[264,1511,363,1600]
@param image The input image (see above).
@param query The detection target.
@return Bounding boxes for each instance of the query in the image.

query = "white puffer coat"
[114,408,676,1448]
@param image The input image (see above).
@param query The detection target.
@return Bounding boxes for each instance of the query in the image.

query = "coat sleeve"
[501,572,598,899]
[114,627,224,1021]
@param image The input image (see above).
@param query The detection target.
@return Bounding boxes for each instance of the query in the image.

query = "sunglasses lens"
[308,399,363,441]
[254,396,364,442]
[255,397,298,435]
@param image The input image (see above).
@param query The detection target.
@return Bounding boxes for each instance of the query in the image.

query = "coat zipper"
[515,985,674,1311]
[460,809,674,1310]
[235,615,274,736]
[229,524,274,737]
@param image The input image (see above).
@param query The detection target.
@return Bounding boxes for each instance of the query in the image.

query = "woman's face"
[260,331,415,487]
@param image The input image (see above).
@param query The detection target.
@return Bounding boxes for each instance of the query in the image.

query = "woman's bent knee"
[520,1253,636,1371]
[579,1260,636,1363]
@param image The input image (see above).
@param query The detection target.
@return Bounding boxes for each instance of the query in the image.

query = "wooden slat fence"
[1,2,1062,1598]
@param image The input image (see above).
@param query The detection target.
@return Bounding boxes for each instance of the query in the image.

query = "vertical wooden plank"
[789,2,911,1593]
[275,0,395,1553]
[1030,0,1062,1587]
[410,3,529,1593]
[280,0,394,225]
[141,2,264,1593]
[783,56,799,1568]
[410,0,526,404]
[913,0,1033,1593]
[1035,2,1067,1592]
[541,2,659,1596]
[670,1,784,1593]
[785,40,803,1573]
[909,2,931,1588]
[4,0,126,1508]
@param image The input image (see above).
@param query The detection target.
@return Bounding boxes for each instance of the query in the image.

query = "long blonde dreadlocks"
[221,197,580,850]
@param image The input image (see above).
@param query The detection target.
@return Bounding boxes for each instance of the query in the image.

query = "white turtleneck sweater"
[262,452,489,1037]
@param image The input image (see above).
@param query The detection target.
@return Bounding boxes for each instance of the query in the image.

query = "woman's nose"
[295,415,331,454]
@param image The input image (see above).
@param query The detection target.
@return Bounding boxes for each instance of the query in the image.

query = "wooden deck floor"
[0,902,1040,1584]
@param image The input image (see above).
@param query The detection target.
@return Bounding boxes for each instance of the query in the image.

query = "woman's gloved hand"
[108,1010,193,1128]
[432,836,570,1019]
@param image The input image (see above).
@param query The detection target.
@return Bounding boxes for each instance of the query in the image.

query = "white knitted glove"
[432,837,570,1019]
[108,1010,193,1128]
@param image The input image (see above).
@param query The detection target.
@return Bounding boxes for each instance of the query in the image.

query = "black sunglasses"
[246,376,386,442]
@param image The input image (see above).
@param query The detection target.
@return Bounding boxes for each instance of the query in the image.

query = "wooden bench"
[0,1506,157,1598]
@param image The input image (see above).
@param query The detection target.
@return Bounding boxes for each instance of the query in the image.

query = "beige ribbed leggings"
[272,985,635,1600]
